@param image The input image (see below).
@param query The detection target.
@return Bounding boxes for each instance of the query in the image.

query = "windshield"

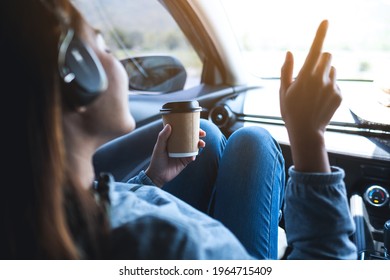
[221,0,390,126]
[221,0,390,81]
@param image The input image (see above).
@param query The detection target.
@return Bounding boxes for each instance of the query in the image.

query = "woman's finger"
[329,65,337,83]
[280,51,294,96]
[198,139,206,149]
[314,52,332,84]
[299,20,328,76]
[154,124,171,152]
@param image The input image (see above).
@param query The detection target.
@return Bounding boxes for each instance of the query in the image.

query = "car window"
[71,0,202,93]
[221,0,390,126]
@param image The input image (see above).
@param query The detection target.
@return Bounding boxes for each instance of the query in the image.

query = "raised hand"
[279,20,342,172]
[145,124,206,187]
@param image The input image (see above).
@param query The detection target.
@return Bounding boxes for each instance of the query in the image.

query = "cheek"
[106,58,129,95]
[103,58,136,132]
[98,56,129,114]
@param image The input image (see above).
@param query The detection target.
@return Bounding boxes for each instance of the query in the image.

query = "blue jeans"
[163,120,285,259]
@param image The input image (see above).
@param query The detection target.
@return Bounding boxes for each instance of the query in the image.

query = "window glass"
[221,0,390,125]
[71,0,202,92]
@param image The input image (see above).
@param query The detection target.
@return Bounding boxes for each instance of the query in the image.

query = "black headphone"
[58,28,108,107]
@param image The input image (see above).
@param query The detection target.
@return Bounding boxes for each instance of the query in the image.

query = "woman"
[0,0,356,259]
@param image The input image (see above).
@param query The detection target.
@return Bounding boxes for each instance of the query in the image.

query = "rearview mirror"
[121,55,187,93]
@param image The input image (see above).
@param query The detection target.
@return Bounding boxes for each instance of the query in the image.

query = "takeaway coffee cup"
[160,101,202,158]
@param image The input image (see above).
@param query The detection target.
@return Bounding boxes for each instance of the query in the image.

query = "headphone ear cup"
[58,29,108,107]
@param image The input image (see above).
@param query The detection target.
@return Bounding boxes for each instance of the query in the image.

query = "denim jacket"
[105,167,357,259]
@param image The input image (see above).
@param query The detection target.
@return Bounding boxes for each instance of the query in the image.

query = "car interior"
[71,0,390,259]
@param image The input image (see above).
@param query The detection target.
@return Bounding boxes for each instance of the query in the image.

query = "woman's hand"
[145,124,206,187]
[279,20,342,172]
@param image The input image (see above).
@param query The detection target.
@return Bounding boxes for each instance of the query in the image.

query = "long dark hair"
[0,0,108,259]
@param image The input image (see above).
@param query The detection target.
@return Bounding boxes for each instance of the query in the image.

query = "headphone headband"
[39,0,108,107]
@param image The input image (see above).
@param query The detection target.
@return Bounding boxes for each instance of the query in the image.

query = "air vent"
[208,105,233,128]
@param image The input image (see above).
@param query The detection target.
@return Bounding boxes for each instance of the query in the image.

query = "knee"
[229,126,272,145]
[200,119,226,146]
[228,126,281,157]
[200,119,221,136]
[198,119,226,159]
